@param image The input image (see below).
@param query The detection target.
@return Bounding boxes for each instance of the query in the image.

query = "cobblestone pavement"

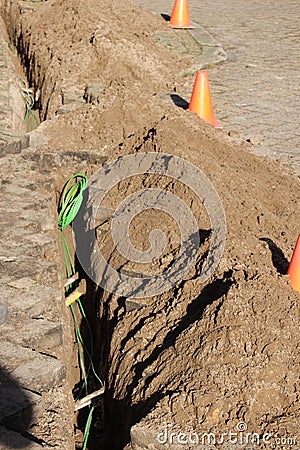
[0,17,74,444]
[0,148,68,449]
[134,0,300,176]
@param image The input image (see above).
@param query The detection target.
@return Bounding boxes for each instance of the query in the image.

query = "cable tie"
[74,387,105,411]
[64,272,79,287]
[65,289,84,306]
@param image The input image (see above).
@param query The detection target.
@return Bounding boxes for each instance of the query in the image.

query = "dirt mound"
[93,115,300,449]
[2,0,299,448]
[6,0,191,122]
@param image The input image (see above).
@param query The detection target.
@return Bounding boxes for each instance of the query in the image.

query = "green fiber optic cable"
[58,173,103,387]
[58,173,102,449]
[82,405,95,450]
[58,174,88,231]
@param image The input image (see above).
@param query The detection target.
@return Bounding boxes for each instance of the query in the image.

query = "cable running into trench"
[58,173,103,450]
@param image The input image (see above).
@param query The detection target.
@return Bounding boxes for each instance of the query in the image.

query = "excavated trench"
[2,1,300,449]
[0,6,220,446]
[0,4,183,448]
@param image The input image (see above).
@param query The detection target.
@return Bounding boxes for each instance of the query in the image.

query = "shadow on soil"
[170,94,189,110]
[260,237,289,275]
[161,13,171,22]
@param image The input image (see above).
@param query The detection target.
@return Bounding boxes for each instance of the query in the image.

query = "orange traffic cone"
[188,70,222,128]
[169,0,195,29]
[288,235,300,293]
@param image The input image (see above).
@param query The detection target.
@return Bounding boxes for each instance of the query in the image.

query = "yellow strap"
[65,290,84,307]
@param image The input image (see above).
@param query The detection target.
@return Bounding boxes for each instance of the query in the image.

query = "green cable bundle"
[58,174,103,450]
[58,174,88,231]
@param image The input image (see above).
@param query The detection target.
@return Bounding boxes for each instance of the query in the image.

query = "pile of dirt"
[92,115,300,449]
[2,0,299,448]
[4,0,192,123]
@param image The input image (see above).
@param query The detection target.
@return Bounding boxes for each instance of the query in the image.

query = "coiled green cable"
[58,174,88,231]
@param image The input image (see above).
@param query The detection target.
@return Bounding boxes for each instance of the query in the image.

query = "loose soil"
[2,0,299,448]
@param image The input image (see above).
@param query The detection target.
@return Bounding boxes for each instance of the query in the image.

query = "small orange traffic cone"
[169,0,195,29]
[188,70,222,128]
[288,235,300,293]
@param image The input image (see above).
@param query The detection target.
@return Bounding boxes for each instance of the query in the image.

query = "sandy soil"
[2,0,299,448]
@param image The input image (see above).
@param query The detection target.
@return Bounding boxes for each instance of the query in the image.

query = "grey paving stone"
[0,257,59,286]
[0,134,29,157]
[5,318,63,350]
[0,341,66,393]
[23,232,54,247]
[7,276,36,289]
[1,283,61,317]
[0,426,50,450]
[12,357,66,393]
[2,182,45,199]
[0,366,44,436]
[0,380,43,430]
[0,341,33,371]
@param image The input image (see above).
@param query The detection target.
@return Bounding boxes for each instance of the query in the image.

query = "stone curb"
[186,21,228,72]
[153,17,228,76]
[0,148,72,449]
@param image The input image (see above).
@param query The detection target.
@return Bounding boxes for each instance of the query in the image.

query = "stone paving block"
[0,276,13,284]
[0,341,31,371]
[30,261,59,287]
[23,232,54,247]
[17,211,56,232]
[7,276,36,289]
[1,230,51,250]
[2,283,61,317]
[0,380,43,432]
[0,426,50,450]
[0,229,35,246]
[0,257,59,286]
[155,29,202,57]
[12,357,66,393]
[3,181,44,198]
[0,133,29,157]
[153,20,227,77]
[5,318,63,350]
[0,341,66,392]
